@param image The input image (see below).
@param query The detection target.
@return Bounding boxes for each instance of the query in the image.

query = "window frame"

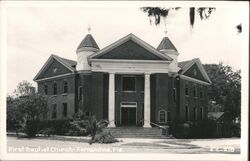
[158,110,167,123]
[62,103,67,118]
[44,84,48,95]
[53,82,57,95]
[193,107,197,121]
[52,104,57,119]
[185,83,189,96]
[193,85,198,98]
[63,80,68,93]
[78,86,83,100]
[200,107,203,120]
[173,88,176,102]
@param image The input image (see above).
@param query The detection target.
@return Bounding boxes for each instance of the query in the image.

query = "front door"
[121,102,137,126]
[121,107,136,126]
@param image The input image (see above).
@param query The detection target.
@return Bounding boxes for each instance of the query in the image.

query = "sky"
[3,1,248,94]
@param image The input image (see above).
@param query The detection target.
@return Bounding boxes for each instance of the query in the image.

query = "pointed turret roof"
[77,34,99,50]
[157,37,177,51]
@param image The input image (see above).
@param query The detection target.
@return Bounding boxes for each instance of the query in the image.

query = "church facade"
[34,33,211,127]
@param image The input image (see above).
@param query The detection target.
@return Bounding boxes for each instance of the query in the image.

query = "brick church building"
[34,32,211,128]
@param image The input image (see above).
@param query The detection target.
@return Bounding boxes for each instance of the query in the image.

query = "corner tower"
[76,33,99,71]
[157,35,180,72]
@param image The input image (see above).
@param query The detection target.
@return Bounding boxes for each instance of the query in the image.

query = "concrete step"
[105,127,168,139]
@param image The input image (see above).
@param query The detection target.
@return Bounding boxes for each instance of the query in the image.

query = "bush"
[38,119,88,136]
[89,131,119,144]
[25,120,40,137]
[172,120,217,139]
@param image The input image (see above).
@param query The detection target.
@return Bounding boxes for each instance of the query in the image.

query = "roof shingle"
[77,34,99,50]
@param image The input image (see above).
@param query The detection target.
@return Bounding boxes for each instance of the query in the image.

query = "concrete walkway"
[6,134,240,154]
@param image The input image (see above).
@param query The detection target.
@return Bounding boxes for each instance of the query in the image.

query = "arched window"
[159,110,167,123]
[53,82,57,95]
[185,83,189,96]
[63,80,68,93]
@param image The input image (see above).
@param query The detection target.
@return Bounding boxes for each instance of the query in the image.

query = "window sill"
[62,93,68,96]
[121,91,136,93]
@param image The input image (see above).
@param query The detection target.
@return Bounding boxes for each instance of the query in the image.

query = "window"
[173,88,176,102]
[159,110,167,123]
[44,84,48,95]
[53,82,57,95]
[200,87,203,98]
[185,83,189,96]
[200,108,203,120]
[167,111,171,122]
[122,76,135,91]
[85,111,90,117]
[185,105,189,121]
[52,104,57,119]
[78,86,83,100]
[63,80,68,93]
[193,86,197,97]
[43,112,47,119]
[193,107,197,120]
[62,103,67,117]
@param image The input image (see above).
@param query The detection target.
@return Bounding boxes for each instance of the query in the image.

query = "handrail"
[142,119,169,129]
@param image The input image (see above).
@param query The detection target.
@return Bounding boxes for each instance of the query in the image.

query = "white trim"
[88,33,173,61]
[180,75,211,86]
[120,101,137,126]
[89,59,171,64]
[158,110,167,123]
[35,73,73,82]
[180,58,212,84]
[33,54,75,81]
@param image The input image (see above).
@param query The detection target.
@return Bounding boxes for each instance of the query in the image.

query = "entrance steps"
[105,127,170,139]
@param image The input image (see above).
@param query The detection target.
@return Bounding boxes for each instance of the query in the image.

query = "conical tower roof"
[157,37,177,51]
[77,34,99,50]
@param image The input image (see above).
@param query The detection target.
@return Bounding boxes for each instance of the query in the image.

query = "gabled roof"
[157,37,178,51]
[33,54,76,81]
[178,58,212,84]
[77,34,99,50]
[88,33,173,61]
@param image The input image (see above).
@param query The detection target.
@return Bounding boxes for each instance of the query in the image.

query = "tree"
[140,7,215,28]
[7,80,48,137]
[204,63,241,121]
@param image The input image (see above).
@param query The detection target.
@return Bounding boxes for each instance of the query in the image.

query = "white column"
[108,72,115,127]
[144,73,151,127]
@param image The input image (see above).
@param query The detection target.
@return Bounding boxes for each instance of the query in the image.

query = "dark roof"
[77,34,99,50]
[157,37,177,51]
[52,54,77,71]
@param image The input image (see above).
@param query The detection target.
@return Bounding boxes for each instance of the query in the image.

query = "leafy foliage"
[204,63,241,120]
[7,81,48,137]
[140,7,215,28]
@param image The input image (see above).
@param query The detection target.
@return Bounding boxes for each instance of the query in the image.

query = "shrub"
[25,120,40,137]
[89,131,119,144]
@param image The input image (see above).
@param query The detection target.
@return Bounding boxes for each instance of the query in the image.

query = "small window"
[78,86,83,100]
[173,88,176,102]
[122,76,135,91]
[44,84,48,95]
[185,83,189,96]
[167,111,171,122]
[159,110,167,123]
[185,105,189,121]
[200,108,203,120]
[85,111,90,117]
[62,103,67,117]
[52,104,57,119]
[53,82,57,95]
[200,87,203,98]
[63,80,68,93]
[193,86,197,97]
[193,107,197,120]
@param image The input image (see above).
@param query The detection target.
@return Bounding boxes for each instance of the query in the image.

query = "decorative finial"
[164,29,168,36]
[87,25,91,33]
